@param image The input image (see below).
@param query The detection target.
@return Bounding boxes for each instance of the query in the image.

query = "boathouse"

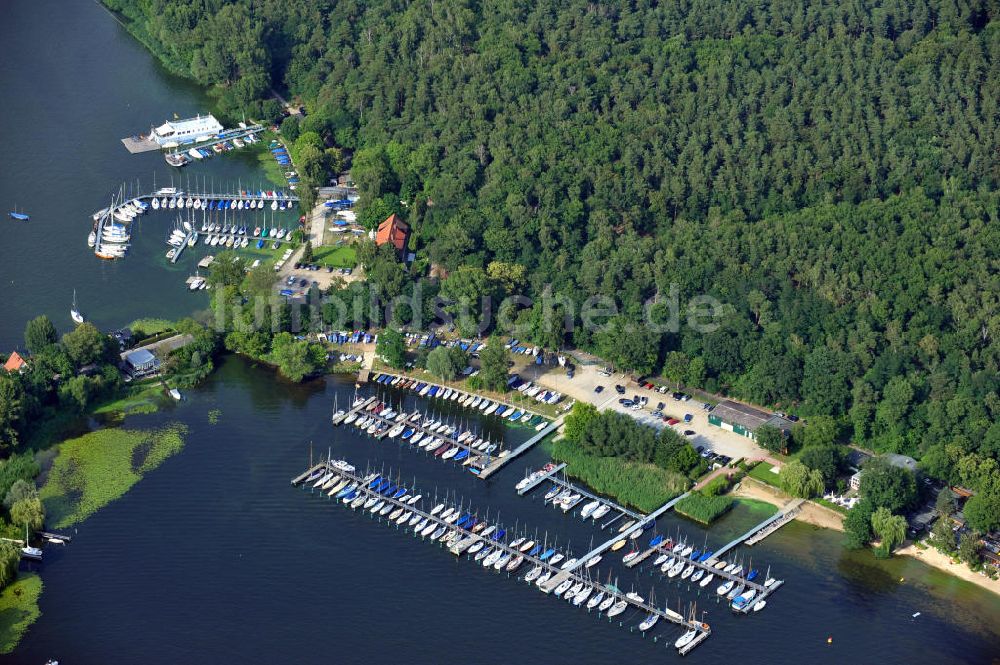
[375,213,410,258]
[708,400,792,440]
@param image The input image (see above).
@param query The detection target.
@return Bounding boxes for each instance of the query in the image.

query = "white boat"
[716,580,734,596]
[591,504,610,520]
[587,590,605,610]
[559,557,578,570]
[753,600,767,612]
[168,388,182,400]
[598,594,615,612]
[70,290,85,324]
[625,591,644,604]
[580,500,600,519]
[585,554,602,568]
[606,600,628,618]
[638,614,659,631]
[674,630,696,649]
[699,573,715,588]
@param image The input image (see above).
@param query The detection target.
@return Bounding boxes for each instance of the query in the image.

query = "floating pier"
[515,462,567,496]
[540,492,691,594]
[525,467,643,524]
[744,498,804,546]
[336,398,500,471]
[292,458,713,654]
[478,416,562,479]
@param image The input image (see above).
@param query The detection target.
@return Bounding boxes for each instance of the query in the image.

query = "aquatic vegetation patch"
[674,493,734,524]
[92,382,165,418]
[208,409,222,425]
[0,573,42,654]
[39,424,187,528]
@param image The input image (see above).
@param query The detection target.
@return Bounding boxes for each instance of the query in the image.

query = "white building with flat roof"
[151,114,223,147]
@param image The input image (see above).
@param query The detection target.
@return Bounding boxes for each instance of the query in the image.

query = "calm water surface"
[2,1,999,663]
[0,0,295,351]
[12,358,1000,664]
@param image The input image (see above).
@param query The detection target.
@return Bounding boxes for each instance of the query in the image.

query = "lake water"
[2,1,999,663]
[0,0,297,352]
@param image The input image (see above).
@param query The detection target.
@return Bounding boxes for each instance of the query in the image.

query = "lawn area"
[0,574,42,654]
[552,439,689,513]
[129,318,175,338]
[749,460,782,488]
[39,424,187,528]
[312,244,357,269]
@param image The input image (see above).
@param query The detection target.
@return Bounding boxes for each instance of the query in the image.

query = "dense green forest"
[104,0,1000,520]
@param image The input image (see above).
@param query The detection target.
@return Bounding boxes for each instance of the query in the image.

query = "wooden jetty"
[335,398,496,471]
[540,492,691,594]
[478,416,562,479]
[372,372,549,420]
[292,458,712,654]
[515,462,567,496]
[712,497,804,559]
[744,498,803,546]
[332,396,376,426]
[527,468,643,523]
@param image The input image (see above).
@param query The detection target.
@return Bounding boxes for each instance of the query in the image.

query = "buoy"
[827,637,833,644]
[899,577,905,582]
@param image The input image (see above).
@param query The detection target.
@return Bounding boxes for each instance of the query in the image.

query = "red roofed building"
[375,213,410,258]
[3,351,27,374]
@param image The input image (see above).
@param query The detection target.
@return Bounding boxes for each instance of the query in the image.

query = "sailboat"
[20,524,42,561]
[8,206,29,221]
[70,290,85,324]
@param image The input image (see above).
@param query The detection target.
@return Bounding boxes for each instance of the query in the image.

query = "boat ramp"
[292,458,713,654]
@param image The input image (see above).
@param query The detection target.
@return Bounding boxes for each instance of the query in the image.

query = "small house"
[3,351,27,374]
[707,400,792,440]
[375,213,410,258]
[123,348,159,377]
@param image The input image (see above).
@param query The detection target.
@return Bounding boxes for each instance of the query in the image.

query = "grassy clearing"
[0,574,42,654]
[552,439,689,513]
[312,244,357,269]
[39,424,187,528]
[129,318,175,338]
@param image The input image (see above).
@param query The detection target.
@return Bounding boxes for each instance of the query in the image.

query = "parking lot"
[514,356,771,465]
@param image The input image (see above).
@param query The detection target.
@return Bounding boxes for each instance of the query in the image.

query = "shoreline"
[732,477,844,532]
[732,478,1000,597]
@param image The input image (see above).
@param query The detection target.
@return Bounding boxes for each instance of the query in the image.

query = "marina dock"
[523,467,644,525]
[540,492,691,594]
[336,398,499,472]
[744,498,803,546]
[332,396,376,425]
[515,462,567,495]
[478,416,562,479]
[292,458,713,653]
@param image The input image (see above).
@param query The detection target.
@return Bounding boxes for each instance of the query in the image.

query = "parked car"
[657,385,669,394]
[598,368,612,377]
[666,418,680,426]
[639,396,648,406]
[695,445,705,453]
[787,414,800,422]
[656,402,665,411]
[567,369,574,379]
[683,413,693,423]
[619,399,634,406]
[683,430,696,437]
[615,385,626,394]
[630,403,642,410]
[680,394,691,402]
[671,392,684,400]
[594,385,604,393]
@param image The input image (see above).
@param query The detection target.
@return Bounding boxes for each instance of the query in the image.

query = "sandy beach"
[897,542,1000,597]
[733,478,1000,597]
[733,477,845,531]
